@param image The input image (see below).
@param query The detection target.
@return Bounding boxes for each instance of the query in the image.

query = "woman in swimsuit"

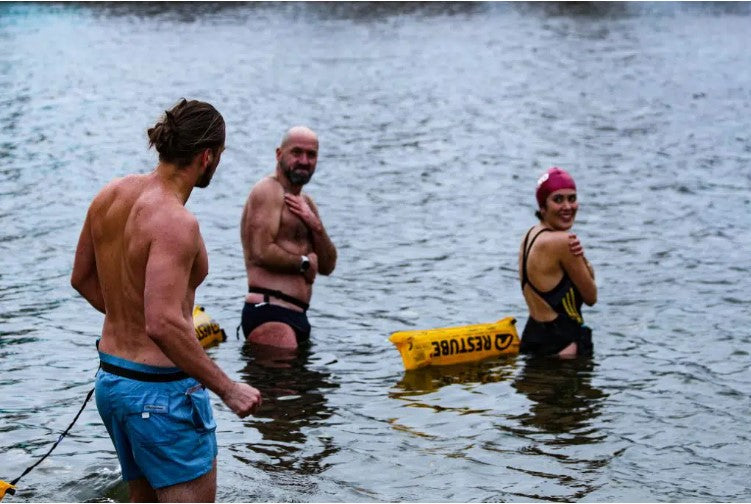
[518,167,597,358]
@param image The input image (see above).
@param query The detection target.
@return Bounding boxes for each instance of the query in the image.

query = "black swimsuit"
[520,228,592,356]
[241,287,311,344]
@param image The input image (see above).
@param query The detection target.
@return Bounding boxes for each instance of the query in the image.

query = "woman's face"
[541,188,578,230]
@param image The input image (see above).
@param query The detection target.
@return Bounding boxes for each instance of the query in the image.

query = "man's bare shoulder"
[302,191,316,205]
[252,175,283,193]
[120,175,200,244]
[104,173,149,192]
[147,187,198,226]
[248,175,284,203]
[87,174,146,218]
[146,200,201,255]
[91,173,145,202]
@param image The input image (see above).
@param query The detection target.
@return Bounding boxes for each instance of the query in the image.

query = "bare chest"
[278,206,311,246]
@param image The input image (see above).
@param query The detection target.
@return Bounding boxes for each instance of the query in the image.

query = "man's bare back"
[82,172,206,366]
[71,99,261,503]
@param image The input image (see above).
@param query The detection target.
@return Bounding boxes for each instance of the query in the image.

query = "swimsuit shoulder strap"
[521,227,552,293]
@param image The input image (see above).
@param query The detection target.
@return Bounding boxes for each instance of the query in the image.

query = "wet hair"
[147,99,225,167]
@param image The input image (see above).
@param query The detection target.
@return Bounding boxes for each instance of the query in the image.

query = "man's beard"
[195,157,218,188]
[284,163,312,186]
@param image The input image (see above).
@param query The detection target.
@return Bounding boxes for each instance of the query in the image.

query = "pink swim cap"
[535,167,576,208]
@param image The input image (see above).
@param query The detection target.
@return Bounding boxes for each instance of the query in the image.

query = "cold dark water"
[1,2,751,502]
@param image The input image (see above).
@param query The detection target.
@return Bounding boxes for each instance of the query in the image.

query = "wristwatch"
[299,255,311,273]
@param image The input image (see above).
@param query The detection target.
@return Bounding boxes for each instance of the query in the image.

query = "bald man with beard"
[240,126,337,352]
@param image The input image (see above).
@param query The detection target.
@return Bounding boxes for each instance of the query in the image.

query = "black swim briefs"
[520,315,593,357]
[241,302,311,344]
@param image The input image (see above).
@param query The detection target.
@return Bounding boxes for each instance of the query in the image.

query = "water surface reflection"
[2,2,751,501]
[392,356,517,396]
[236,344,339,475]
[511,356,607,442]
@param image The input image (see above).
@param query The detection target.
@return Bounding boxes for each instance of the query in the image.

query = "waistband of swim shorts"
[98,350,189,382]
[248,286,309,311]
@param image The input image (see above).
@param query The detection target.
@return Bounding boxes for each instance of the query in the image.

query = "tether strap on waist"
[99,361,189,382]
[248,286,309,311]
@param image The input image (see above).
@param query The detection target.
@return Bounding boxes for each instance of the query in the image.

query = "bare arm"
[285,193,337,275]
[568,234,596,280]
[71,209,105,313]
[560,234,597,306]
[242,179,307,273]
[144,215,260,416]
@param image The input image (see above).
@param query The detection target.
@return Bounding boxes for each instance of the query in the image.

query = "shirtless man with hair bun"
[72,98,262,503]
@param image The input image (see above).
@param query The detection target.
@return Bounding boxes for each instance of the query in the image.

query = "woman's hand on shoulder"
[568,233,584,256]
[559,232,597,306]
[568,233,594,279]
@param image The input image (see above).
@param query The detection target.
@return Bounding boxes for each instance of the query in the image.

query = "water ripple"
[2,3,751,502]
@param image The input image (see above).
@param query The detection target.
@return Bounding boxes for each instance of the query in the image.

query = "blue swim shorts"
[95,350,218,489]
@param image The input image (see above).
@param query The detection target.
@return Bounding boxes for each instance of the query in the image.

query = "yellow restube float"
[0,480,15,501]
[389,317,520,370]
[193,305,226,348]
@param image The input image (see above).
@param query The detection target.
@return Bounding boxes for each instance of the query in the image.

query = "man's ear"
[203,148,213,167]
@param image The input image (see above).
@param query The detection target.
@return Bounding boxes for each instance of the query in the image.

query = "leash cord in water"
[1,372,97,500]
